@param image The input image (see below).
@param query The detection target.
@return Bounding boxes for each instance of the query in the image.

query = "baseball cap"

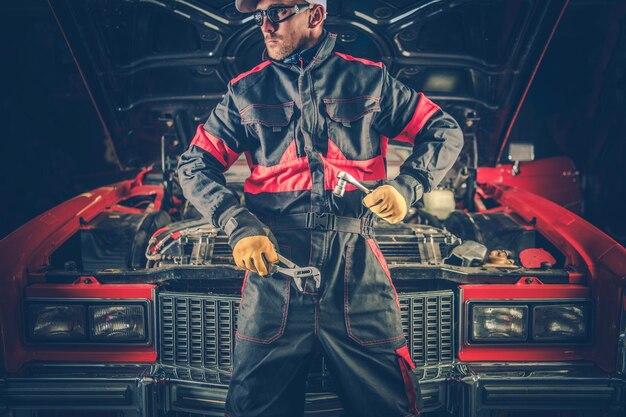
[235,0,326,13]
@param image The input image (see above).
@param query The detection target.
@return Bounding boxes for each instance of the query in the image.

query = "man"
[177,0,463,415]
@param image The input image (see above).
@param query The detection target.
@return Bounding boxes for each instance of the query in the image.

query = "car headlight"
[90,305,147,341]
[26,301,149,344]
[471,305,528,342]
[28,304,86,341]
[533,304,588,341]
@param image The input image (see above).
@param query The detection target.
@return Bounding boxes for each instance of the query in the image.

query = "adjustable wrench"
[271,254,321,292]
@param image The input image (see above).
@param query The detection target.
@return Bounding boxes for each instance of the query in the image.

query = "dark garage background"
[1,0,625,246]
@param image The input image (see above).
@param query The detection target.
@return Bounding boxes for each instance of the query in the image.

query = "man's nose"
[260,15,276,34]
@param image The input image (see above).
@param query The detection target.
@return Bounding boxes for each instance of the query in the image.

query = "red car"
[1,0,625,416]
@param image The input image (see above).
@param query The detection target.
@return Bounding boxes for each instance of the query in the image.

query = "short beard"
[265,38,298,61]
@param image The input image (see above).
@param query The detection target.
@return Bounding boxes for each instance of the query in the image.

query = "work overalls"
[177,31,463,417]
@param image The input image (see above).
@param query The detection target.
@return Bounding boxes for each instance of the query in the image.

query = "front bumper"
[449,363,625,417]
[0,362,624,417]
[0,364,157,417]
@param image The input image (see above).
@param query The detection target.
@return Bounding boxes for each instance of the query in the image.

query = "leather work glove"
[232,235,279,276]
[362,184,408,224]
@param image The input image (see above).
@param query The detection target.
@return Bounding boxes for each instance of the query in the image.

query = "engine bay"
[43,168,571,287]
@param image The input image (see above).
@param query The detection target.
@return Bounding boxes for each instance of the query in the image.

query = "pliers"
[271,254,321,292]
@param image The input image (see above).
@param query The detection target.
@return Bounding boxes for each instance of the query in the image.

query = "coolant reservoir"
[423,189,455,220]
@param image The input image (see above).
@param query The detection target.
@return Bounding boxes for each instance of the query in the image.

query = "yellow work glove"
[232,235,279,276]
[362,184,408,224]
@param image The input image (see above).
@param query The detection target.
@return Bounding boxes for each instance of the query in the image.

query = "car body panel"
[0,179,164,373]
[477,156,581,213]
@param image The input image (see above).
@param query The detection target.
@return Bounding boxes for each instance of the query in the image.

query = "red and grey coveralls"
[178,32,463,417]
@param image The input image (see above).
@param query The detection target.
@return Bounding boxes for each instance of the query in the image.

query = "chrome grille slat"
[398,291,454,365]
[159,290,454,379]
[161,294,240,371]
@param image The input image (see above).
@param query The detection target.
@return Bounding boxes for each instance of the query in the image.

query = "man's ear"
[308,5,325,28]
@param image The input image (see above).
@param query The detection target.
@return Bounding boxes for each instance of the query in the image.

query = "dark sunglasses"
[253,4,311,27]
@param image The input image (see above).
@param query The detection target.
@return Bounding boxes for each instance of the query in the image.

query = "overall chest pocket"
[323,96,381,160]
[240,102,296,165]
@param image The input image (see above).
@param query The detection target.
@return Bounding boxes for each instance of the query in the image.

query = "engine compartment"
[43,171,571,287]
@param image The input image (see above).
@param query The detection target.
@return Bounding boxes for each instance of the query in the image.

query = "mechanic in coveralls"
[177,0,463,415]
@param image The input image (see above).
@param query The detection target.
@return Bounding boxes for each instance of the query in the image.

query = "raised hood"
[48,0,568,169]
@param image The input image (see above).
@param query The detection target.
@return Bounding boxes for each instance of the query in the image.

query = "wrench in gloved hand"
[333,171,372,197]
[270,254,321,292]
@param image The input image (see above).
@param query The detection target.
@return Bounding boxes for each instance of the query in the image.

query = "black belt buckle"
[311,212,336,230]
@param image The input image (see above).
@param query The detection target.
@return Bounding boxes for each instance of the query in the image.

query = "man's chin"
[266,44,293,61]
[267,51,287,60]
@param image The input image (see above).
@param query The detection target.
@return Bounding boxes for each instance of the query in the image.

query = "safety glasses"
[253,4,310,27]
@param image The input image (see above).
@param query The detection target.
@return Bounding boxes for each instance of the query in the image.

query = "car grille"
[400,290,454,365]
[160,295,238,370]
[159,290,454,381]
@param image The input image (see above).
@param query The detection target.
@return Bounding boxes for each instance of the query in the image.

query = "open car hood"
[48,0,568,169]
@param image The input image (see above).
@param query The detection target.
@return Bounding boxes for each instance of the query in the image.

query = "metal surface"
[160,295,237,375]
[271,254,322,291]
[477,156,582,213]
[0,364,156,416]
[451,362,626,417]
[333,171,372,197]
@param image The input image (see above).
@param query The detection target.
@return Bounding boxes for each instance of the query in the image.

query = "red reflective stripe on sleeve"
[230,60,271,85]
[190,124,240,169]
[334,52,383,68]
[393,93,440,145]
[244,157,312,194]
